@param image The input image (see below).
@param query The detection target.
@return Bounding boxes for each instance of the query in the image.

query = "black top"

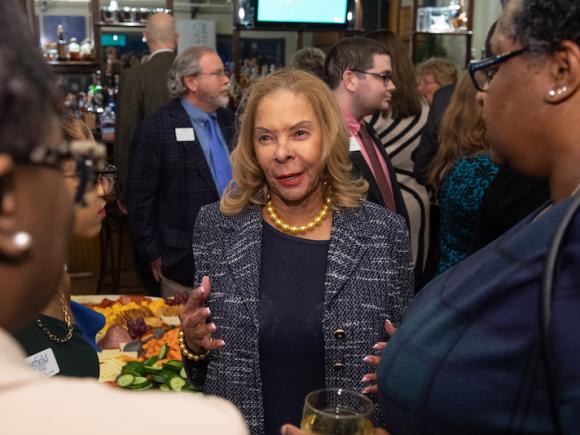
[471,166,550,251]
[259,222,329,435]
[413,84,455,186]
[13,315,100,378]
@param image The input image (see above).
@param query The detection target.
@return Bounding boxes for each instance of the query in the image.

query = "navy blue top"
[259,222,329,435]
[69,301,105,352]
[378,197,580,434]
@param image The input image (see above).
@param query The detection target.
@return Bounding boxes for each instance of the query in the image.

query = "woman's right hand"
[179,276,225,354]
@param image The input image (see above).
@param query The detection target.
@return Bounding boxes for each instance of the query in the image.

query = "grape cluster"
[127,317,151,339]
[165,290,189,306]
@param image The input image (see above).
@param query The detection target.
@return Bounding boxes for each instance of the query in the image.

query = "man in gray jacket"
[114,12,178,200]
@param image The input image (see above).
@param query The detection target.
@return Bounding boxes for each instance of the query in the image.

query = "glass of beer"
[301,388,374,435]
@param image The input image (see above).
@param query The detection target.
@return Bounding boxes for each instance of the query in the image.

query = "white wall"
[472,0,502,59]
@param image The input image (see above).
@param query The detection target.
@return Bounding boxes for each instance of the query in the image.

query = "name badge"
[175,128,195,142]
[25,348,60,377]
[349,136,361,152]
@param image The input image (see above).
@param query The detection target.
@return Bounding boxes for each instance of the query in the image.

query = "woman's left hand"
[361,319,397,395]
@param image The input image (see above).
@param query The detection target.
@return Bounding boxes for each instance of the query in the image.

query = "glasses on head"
[468,47,528,92]
[30,140,107,206]
[351,69,392,86]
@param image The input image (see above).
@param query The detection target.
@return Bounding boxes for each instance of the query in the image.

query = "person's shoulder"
[24,377,248,434]
[344,200,407,233]
[197,202,259,228]
[138,99,180,125]
[216,106,235,124]
[197,202,223,223]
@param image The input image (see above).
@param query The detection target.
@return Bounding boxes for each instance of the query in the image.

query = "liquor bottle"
[57,24,67,61]
[68,37,80,61]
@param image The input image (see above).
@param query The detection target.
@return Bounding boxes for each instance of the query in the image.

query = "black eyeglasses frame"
[350,69,392,86]
[468,47,528,92]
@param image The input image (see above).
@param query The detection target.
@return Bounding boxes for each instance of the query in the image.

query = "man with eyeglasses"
[324,37,409,228]
[126,45,234,296]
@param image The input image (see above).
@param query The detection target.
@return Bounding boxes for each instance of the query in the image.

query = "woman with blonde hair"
[366,30,431,288]
[179,69,414,434]
[427,71,498,273]
[417,57,458,105]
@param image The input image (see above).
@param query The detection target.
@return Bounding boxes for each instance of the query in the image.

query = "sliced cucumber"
[144,365,162,374]
[150,374,166,384]
[181,382,195,392]
[159,384,171,392]
[122,361,146,376]
[144,356,159,366]
[116,373,135,388]
[158,343,169,359]
[179,367,187,379]
[131,382,153,391]
[169,376,186,392]
[130,376,149,388]
[164,360,182,371]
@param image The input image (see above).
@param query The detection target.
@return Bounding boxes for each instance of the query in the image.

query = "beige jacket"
[0,329,248,435]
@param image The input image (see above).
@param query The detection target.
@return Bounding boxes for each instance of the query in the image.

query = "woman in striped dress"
[366,30,431,288]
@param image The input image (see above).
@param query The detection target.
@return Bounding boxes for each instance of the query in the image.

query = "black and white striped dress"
[367,100,430,277]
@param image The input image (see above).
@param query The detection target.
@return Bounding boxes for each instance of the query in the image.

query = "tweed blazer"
[126,99,235,285]
[186,200,414,434]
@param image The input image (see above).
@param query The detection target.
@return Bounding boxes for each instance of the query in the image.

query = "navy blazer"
[126,99,235,286]
[350,123,410,229]
[185,200,415,434]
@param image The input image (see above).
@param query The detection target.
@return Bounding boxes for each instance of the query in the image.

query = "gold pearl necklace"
[266,195,332,235]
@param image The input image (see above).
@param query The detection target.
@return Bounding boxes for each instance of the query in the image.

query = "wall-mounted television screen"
[254,0,350,29]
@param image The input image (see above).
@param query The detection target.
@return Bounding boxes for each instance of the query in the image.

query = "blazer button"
[333,362,345,370]
[333,328,346,339]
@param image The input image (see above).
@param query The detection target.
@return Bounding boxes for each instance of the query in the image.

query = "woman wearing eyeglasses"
[13,113,117,378]
[372,1,580,434]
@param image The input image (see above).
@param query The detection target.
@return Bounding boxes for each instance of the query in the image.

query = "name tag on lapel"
[349,136,361,152]
[175,128,195,142]
[25,348,60,377]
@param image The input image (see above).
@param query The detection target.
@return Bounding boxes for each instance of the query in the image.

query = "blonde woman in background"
[427,72,498,273]
[179,69,414,434]
[416,57,458,105]
[366,30,431,289]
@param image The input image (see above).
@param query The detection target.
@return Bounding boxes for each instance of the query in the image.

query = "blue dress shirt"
[180,98,230,192]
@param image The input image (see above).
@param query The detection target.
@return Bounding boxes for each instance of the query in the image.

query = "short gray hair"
[167,45,215,99]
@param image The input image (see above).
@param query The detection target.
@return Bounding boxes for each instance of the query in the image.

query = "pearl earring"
[548,86,568,98]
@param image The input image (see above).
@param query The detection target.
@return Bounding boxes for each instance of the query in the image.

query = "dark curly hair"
[0,0,61,161]
[506,0,580,55]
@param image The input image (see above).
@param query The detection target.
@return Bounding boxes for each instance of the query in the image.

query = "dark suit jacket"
[115,51,176,197]
[350,123,410,229]
[185,201,414,434]
[126,98,235,286]
[413,84,455,186]
[471,167,550,251]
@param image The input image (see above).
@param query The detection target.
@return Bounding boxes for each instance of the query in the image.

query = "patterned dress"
[367,101,430,280]
[438,154,499,273]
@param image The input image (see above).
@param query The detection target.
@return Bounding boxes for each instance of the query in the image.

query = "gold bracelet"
[178,329,210,362]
